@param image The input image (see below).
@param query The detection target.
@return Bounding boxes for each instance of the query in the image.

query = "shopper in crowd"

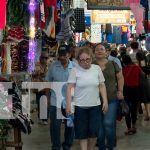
[129,41,139,63]
[66,46,108,150]
[106,44,122,69]
[45,45,74,150]
[136,50,150,121]
[118,46,127,68]
[69,46,79,67]
[94,43,124,150]
[32,51,49,125]
[122,55,143,135]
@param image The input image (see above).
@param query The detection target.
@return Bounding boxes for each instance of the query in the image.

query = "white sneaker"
[38,119,48,125]
[43,121,48,125]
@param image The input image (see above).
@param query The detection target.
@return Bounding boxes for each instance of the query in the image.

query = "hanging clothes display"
[112,26,122,44]
[121,25,129,44]
[56,9,74,43]
[105,24,113,43]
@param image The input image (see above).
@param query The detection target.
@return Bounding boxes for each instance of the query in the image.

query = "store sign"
[87,0,129,10]
[0,0,6,29]
[92,10,130,24]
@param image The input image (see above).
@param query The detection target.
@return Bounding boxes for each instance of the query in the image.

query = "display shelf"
[0,128,22,150]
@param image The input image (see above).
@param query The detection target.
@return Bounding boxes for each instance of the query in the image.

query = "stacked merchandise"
[11,41,29,73]
[0,78,33,136]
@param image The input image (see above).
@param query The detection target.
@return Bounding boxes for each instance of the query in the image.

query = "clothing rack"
[0,128,22,150]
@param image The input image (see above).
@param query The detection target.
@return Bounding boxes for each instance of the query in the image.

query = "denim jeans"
[50,106,74,150]
[98,99,118,150]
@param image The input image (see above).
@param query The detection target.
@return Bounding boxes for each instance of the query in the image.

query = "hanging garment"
[122,32,128,44]
[105,24,112,34]
[43,7,55,38]
[140,0,148,9]
[124,0,140,5]
[106,33,113,43]
[130,3,144,35]
[112,26,122,44]
[56,9,74,43]
[44,0,57,22]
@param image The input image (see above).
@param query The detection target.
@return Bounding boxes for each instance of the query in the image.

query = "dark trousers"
[124,86,140,129]
[50,106,74,150]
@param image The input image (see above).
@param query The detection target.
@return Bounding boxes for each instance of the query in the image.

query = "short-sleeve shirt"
[45,60,74,107]
[68,64,105,107]
[102,61,120,100]
[93,61,121,100]
[123,64,142,87]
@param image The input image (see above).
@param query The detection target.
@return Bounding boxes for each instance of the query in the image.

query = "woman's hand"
[117,91,124,100]
[66,104,72,115]
[102,102,108,113]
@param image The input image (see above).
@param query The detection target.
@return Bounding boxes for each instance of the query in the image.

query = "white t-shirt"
[68,64,105,107]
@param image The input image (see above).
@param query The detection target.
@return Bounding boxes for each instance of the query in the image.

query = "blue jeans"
[98,99,118,150]
[50,106,74,150]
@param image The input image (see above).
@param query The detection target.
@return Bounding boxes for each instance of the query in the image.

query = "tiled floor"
[17,112,150,150]
[6,110,150,150]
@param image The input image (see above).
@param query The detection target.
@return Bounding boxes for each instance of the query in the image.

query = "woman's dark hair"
[110,49,118,57]
[122,55,133,65]
[136,50,146,61]
[130,41,139,49]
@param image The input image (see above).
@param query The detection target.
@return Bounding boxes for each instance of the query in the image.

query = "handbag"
[119,100,129,116]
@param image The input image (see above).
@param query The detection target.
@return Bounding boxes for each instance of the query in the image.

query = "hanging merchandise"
[91,24,101,43]
[7,26,25,42]
[0,30,3,44]
[7,0,29,27]
[140,0,148,9]
[43,7,55,38]
[56,9,74,43]
[112,26,122,44]
[146,37,150,52]
[121,25,129,44]
[10,41,29,73]
[124,0,144,35]
[74,8,85,33]
[0,0,6,29]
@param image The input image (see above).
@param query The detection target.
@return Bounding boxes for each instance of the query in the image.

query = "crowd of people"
[32,40,150,150]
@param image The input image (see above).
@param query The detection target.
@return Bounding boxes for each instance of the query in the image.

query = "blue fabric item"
[85,16,91,26]
[112,26,122,44]
[45,60,74,107]
[106,33,113,43]
[140,0,148,9]
[97,99,118,150]
[122,32,128,44]
[102,31,105,42]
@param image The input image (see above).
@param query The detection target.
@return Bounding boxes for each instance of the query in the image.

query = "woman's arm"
[66,83,75,115]
[99,83,108,113]
[116,71,124,100]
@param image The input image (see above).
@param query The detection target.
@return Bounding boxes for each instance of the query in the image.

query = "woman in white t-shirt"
[66,47,108,150]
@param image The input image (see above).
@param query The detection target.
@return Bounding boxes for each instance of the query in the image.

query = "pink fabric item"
[0,0,6,29]
[124,0,140,5]
[130,3,144,35]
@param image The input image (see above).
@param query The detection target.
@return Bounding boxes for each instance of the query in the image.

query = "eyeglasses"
[79,58,91,63]
[95,48,105,51]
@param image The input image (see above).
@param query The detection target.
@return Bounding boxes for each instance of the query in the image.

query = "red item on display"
[0,0,6,29]
[148,21,150,32]
[44,0,57,22]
